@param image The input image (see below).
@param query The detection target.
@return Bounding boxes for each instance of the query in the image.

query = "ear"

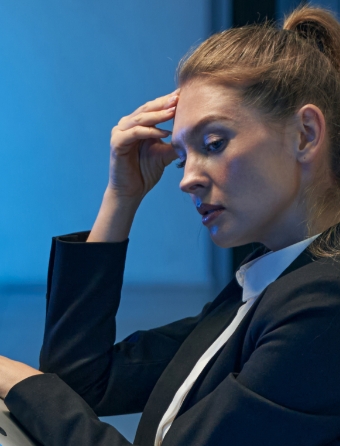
[295,104,326,163]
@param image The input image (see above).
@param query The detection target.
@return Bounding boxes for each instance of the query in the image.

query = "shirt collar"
[236,233,321,302]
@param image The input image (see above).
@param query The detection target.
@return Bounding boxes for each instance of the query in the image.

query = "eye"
[176,159,186,169]
[205,138,226,152]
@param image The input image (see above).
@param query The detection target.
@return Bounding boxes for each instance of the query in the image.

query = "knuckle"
[141,102,149,112]
[111,137,123,153]
[134,113,143,124]
[118,116,127,127]
[110,128,123,145]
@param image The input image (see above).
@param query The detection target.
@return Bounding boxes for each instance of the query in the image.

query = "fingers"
[112,125,172,152]
[111,89,180,155]
[130,89,180,117]
[162,144,179,167]
[118,106,177,131]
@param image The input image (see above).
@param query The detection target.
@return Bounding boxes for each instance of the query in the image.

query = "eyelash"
[206,139,225,152]
[176,159,186,168]
[176,138,226,169]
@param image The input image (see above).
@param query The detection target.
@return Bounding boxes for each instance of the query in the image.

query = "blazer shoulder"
[251,253,340,330]
[274,251,340,290]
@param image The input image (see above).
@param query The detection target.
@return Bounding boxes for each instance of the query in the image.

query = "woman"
[1,5,340,445]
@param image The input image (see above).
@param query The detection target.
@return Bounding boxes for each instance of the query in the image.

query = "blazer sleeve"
[5,374,135,446]
[5,263,340,446]
[38,232,211,416]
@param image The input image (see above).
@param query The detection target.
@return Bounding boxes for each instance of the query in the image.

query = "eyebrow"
[171,114,234,149]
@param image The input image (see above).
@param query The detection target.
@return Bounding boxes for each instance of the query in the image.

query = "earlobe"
[296,104,326,162]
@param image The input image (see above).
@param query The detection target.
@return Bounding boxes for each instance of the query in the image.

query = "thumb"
[162,143,179,167]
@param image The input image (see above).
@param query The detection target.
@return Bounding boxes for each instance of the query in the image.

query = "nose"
[179,157,209,194]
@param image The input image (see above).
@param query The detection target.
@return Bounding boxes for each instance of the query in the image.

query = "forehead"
[172,80,248,138]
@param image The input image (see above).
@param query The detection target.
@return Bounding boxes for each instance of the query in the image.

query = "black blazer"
[5,228,340,445]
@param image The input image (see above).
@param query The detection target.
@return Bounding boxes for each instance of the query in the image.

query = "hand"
[87,90,180,243]
[108,90,180,202]
[0,356,42,400]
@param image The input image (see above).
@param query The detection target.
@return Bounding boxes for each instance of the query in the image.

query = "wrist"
[103,186,142,210]
[87,186,141,243]
[0,356,43,400]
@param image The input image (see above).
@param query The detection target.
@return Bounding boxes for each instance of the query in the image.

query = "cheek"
[215,152,259,195]
[221,150,282,203]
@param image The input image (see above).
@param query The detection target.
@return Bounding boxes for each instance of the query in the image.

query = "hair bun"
[295,20,326,53]
[283,6,340,71]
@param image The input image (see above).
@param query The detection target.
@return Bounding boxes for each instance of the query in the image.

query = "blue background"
[0,0,224,287]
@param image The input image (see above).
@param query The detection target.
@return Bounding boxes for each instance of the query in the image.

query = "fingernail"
[167,106,176,113]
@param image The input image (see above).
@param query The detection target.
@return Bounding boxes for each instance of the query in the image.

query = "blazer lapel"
[134,277,243,445]
[133,242,317,445]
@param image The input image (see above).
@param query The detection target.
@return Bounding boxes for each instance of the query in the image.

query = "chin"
[208,225,249,249]
[209,227,234,249]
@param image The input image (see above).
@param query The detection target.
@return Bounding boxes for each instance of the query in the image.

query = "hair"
[177,5,340,261]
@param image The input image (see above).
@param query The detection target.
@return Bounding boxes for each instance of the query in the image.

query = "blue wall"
[278,0,339,20]
[0,0,219,286]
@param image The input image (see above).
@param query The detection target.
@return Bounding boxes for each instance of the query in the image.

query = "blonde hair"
[177,5,340,260]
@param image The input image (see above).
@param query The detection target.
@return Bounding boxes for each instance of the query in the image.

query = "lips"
[196,203,225,216]
[196,203,225,226]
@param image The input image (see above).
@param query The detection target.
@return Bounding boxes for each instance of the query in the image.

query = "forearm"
[39,230,207,415]
[87,187,141,243]
[40,234,128,397]
[5,374,133,446]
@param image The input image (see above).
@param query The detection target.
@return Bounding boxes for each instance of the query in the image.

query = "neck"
[261,205,340,251]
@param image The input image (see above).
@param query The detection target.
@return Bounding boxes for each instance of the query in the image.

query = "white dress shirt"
[154,232,321,446]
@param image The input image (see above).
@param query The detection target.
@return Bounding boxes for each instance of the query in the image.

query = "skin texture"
[172,79,334,251]
[0,79,337,400]
[87,90,179,243]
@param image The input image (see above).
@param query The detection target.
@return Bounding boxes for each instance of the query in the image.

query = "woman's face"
[172,80,304,251]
